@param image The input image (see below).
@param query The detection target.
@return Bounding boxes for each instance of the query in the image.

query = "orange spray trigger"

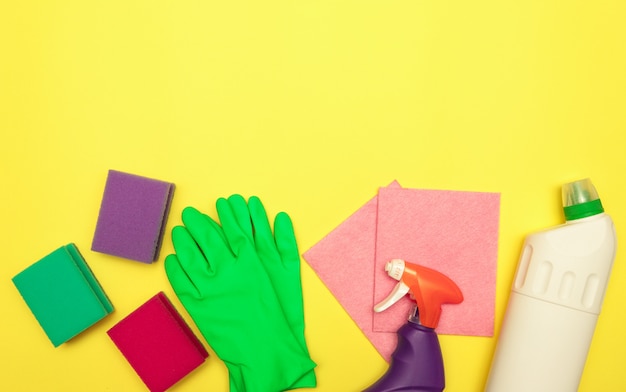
[374,259,463,329]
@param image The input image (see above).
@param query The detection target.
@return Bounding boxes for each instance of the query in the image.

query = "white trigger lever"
[374,281,410,312]
[374,259,408,313]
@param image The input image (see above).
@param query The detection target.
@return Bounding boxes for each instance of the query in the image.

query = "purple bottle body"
[364,321,444,392]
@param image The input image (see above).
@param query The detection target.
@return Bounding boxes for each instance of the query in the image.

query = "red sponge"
[107,292,208,392]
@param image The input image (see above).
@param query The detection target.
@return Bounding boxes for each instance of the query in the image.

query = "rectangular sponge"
[107,292,209,392]
[12,244,114,347]
[92,170,175,263]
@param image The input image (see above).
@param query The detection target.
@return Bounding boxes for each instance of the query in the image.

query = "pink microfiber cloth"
[107,292,208,392]
[92,170,175,263]
[373,187,500,336]
[303,182,401,361]
[303,182,500,361]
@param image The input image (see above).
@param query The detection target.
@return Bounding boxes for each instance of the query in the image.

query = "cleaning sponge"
[107,292,209,392]
[91,170,175,263]
[12,243,114,347]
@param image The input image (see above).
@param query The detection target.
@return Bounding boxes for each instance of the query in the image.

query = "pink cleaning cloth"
[303,182,401,361]
[373,187,500,336]
[107,292,208,392]
[303,182,501,361]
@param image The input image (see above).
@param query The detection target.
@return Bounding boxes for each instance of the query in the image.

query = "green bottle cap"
[562,178,604,221]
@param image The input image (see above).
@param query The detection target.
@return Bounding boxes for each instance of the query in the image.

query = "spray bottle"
[485,178,617,391]
[364,259,464,392]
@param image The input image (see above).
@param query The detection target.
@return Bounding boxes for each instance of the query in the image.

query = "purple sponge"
[107,292,208,392]
[92,170,175,263]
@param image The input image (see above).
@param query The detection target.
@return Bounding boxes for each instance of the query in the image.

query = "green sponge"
[12,244,114,347]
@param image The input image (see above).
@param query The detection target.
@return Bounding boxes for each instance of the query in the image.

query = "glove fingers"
[216,196,251,256]
[164,253,199,298]
[181,206,233,272]
[273,211,309,353]
[227,194,254,243]
[171,225,213,283]
[248,196,281,261]
[274,211,301,266]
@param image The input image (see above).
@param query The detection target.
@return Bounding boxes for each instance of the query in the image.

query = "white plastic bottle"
[485,178,617,392]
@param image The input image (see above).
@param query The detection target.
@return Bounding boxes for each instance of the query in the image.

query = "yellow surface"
[1,1,626,391]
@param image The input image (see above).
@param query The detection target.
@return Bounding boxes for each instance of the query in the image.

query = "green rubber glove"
[217,195,316,388]
[165,205,316,392]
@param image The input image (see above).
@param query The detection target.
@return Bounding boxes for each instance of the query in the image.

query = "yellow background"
[1,1,625,391]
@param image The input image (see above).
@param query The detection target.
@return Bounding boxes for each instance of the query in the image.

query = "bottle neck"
[563,198,604,221]
[407,305,435,330]
[565,211,605,224]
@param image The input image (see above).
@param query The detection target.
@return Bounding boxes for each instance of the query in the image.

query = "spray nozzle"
[374,259,463,329]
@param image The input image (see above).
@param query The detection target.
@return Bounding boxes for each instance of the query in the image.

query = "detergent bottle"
[485,178,617,392]
[364,259,463,392]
